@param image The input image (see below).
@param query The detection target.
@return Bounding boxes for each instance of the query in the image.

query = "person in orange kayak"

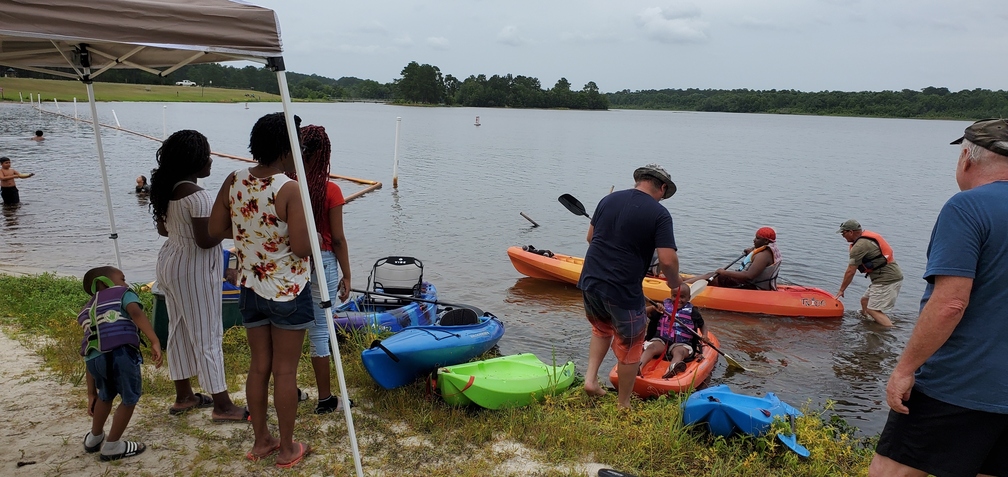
[578,163,681,410]
[686,227,781,290]
[836,219,903,327]
[640,283,705,378]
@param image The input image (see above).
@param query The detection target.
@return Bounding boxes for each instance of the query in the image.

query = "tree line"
[606,87,1008,119]
[10,62,1008,118]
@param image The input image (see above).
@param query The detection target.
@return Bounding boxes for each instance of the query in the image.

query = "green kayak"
[437,353,577,409]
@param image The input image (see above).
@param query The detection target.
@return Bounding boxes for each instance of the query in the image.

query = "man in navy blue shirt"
[870,119,1008,477]
[578,164,681,409]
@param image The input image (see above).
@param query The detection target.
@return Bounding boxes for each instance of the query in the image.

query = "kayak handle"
[369,340,400,363]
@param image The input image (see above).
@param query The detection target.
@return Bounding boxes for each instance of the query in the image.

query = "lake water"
[0,101,969,435]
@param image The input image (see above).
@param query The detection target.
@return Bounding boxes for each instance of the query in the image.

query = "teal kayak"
[437,353,576,409]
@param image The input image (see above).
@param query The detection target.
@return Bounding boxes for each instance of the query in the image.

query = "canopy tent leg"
[274,67,365,477]
[84,66,123,270]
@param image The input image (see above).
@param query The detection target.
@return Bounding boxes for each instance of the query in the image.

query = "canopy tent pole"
[83,60,123,270]
[273,63,364,477]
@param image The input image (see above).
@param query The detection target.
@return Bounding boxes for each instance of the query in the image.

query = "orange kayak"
[507,246,843,318]
[608,331,720,397]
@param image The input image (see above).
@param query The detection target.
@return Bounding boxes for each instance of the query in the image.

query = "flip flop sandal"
[297,388,309,403]
[275,442,311,469]
[212,407,251,423]
[168,393,214,415]
[99,441,146,461]
[83,432,104,453]
[245,442,281,462]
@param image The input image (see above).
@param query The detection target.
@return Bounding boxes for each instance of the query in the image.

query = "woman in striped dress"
[151,130,246,421]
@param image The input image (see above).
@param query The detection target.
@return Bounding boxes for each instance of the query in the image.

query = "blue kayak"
[333,282,438,332]
[362,308,505,389]
[682,384,803,437]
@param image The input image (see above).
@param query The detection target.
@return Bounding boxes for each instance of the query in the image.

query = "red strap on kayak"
[439,375,476,398]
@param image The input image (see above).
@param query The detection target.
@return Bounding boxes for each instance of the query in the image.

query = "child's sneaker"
[314,395,353,414]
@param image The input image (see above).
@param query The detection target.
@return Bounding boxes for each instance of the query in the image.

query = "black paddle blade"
[558,194,591,218]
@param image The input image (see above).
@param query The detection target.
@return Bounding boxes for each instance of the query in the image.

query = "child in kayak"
[640,283,705,378]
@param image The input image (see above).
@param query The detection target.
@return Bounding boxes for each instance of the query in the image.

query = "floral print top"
[228,168,309,301]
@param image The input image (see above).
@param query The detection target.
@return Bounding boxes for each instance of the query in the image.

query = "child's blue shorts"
[86,346,143,406]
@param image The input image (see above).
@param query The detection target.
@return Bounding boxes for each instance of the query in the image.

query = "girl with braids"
[289,125,352,414]
[151,130,247,422]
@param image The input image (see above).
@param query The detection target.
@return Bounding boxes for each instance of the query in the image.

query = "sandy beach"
[0,326,612,476]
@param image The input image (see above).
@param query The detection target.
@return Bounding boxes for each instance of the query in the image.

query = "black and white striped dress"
[155,185,227,393]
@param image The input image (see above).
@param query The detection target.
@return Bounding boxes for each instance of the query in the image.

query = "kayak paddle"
[648,297,748,372]
[349,288,484,316]
[708,252,747,283]
[558,193,591,219]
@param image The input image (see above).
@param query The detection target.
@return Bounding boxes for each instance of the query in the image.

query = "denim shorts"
[86,346,143,406]
[308,250,341,357]
[239,285,314,330]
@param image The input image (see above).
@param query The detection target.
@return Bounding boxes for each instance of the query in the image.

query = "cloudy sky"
[252,0,1008,94]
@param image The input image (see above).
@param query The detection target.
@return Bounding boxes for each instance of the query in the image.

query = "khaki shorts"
[863,280,902,313]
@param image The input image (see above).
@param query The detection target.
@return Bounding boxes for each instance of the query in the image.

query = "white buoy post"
[53,98,60,113]
[162,105,167,139]
[19,92,23,103]
[112,110,121,128]
[29,93,32,104]
[392,116,401,189]
[74,98,78,119]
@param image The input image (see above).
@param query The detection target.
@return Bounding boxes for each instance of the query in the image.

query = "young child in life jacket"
[79,266,162,461]
[640,283,705,379]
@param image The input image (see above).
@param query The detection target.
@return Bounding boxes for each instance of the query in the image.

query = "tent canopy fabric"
[0,3,365,474]
[0,0,282,75]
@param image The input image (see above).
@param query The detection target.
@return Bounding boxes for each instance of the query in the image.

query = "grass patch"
[0,273,873,476]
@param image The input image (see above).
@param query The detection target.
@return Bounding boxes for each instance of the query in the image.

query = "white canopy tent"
[0,1,364,474]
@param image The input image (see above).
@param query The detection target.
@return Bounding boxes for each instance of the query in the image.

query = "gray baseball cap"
[950,118,1008,156]
[836,219,862,233]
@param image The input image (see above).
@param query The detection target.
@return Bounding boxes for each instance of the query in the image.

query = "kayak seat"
[368,256,424,305]
[438,308,479,326]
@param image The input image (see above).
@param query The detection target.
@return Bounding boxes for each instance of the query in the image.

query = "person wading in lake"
[578,163,681,409]
[868,119,1008,477]
[835,219,903,327]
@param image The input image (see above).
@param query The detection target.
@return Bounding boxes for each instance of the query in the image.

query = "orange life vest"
[850,230,894,275]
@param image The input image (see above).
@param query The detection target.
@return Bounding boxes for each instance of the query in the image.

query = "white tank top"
[228,168,309,301]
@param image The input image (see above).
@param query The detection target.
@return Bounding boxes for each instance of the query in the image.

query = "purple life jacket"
[660,299,698,345]
[78,286,140,356]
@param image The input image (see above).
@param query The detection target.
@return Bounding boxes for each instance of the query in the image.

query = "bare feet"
[247,436,280,462]
[584,379,607,397]
[211,405,249,422]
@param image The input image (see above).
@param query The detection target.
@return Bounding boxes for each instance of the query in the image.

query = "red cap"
[756,227,776,242]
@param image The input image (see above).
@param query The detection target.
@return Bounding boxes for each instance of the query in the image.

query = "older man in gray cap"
[836,219,903,327]
[577,164,682,409]
[869,119,1008,477]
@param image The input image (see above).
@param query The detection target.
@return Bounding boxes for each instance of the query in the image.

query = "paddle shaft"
[648,297,747,371]
[349,288,480,313]
[709,253,748,282]
[673,315,748,371]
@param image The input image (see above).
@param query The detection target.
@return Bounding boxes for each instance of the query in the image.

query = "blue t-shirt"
[915,181,1008,413]
[578,188,676,309]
